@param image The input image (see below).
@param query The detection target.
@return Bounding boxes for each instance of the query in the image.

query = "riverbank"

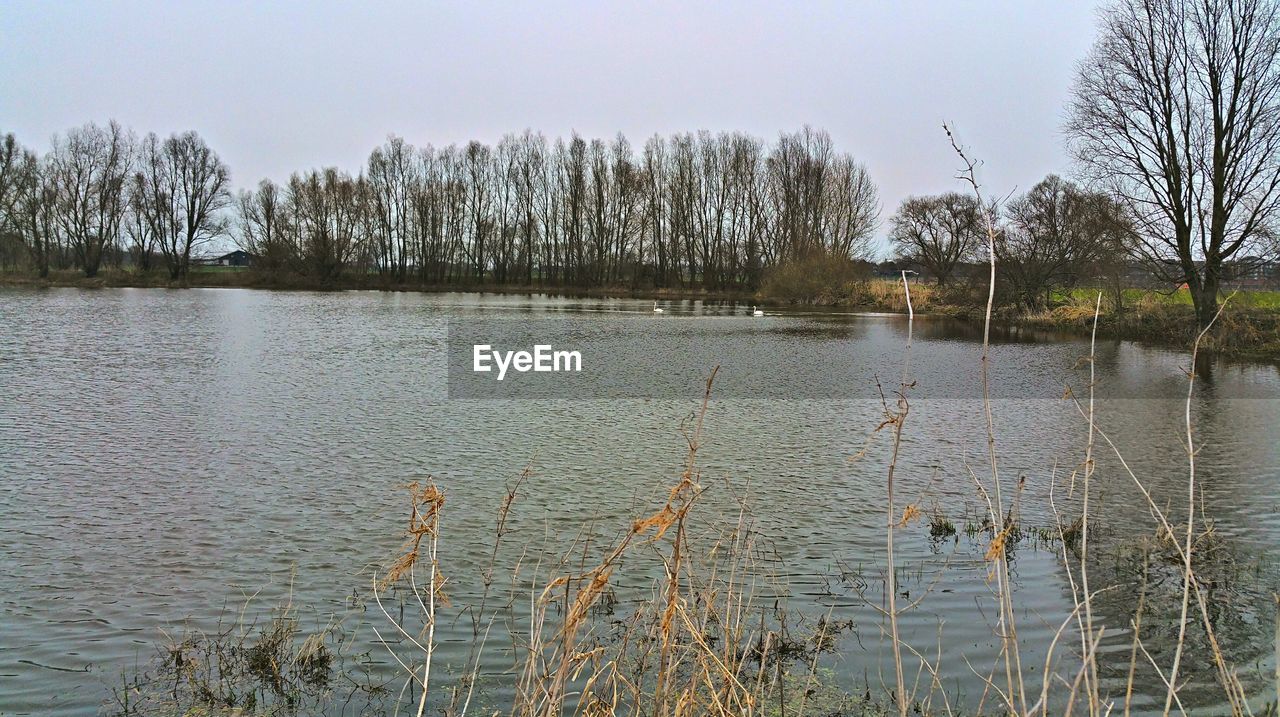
[764,276,1280,361]
[4,269,1279,361]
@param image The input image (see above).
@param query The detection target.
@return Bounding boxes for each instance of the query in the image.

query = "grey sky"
[2,1,1102,252]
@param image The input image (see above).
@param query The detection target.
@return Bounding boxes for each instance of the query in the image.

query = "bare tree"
[888,192,983,285]
[667,133,698,286]
[287,168,365,280]
[1067,0,1280,327]
[493,135,521,283]
[461,141,494,282]
[47,121,133,278]
[998,175,1119,309]
[511,131,546,285]
[131,133,177,276]
[767,127,831,260]
[134,131,231,280]
[124,180,158,273]
[822,154,880,260]
[0,134,18,232]
[640,135,670,287]
[5,137,59,277]
[0,134,22,270]
[728,133,768,288]
[237,179,293,274]
[367,135,416,281]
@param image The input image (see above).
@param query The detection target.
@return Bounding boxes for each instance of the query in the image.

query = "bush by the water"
[759,250,871,304]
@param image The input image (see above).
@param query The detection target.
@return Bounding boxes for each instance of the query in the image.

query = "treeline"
[0,124,880,290]
[0,124,230,280]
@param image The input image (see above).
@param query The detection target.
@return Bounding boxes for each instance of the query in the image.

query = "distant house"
[207,250,253,267]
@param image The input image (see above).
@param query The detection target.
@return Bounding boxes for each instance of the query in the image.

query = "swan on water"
[752,305,764,316]
[653,301,664,313]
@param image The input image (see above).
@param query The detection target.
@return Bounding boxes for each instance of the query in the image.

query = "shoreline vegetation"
[5,267,1279,362]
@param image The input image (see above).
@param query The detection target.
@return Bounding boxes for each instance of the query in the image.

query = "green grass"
[1053,286,1280,309]
[1227,289,1280,309]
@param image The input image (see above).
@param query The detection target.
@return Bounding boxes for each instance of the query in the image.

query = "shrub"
[759,249,870,304]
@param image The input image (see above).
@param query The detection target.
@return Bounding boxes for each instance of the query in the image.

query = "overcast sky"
[2,1,1103,251]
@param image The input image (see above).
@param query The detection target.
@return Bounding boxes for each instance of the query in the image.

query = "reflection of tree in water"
[1194,349,1217,390]
[908,317,1085,346]
[1066,522,1278,710]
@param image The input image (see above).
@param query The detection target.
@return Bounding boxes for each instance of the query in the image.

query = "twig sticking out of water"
[945,123,1027,717]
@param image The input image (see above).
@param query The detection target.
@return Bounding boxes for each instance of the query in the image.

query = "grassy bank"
[4,269,1279,360]
[763,277,1280,361]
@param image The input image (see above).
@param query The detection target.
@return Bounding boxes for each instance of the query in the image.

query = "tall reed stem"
[885,270,915,716]
[946,124,1025,715]
[1079,292,1101,715]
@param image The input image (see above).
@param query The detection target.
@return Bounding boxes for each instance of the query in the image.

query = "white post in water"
[901,270,914,320]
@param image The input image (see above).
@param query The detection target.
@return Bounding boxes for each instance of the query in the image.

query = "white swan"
[653,301,664,314]
[752,305,764,317]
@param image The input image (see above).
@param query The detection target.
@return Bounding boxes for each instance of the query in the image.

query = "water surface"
[0,288,1277,714]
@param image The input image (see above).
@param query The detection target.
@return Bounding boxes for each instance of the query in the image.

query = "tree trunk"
[36,241,49,278]
[1193,276,1219,330]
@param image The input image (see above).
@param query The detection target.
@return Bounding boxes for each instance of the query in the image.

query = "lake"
[1,287,1278,715]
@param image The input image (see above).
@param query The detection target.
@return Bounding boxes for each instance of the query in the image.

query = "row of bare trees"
[237,127,880,288]
[0,122,230,279]
[1,124,880,290]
